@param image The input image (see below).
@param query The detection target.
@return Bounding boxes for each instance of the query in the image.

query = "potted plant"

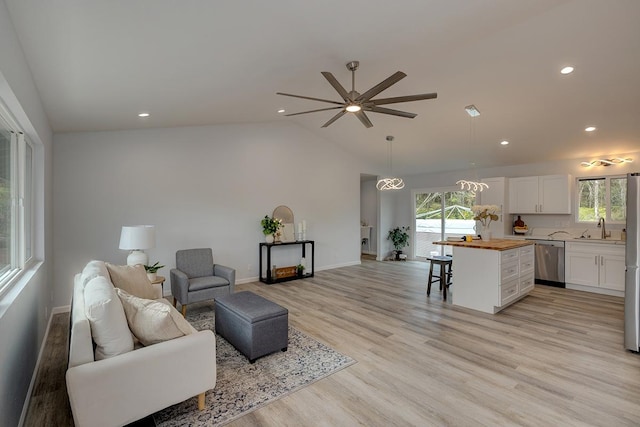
[144,261,164,281]
[471,205,500,241]
[387,226,410,260]
[261,215,283,243]
[296,264,305,277]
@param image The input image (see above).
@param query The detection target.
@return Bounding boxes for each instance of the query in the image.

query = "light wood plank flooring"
[25,258,640,426]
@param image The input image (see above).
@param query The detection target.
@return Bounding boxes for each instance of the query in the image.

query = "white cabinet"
[479,177,508,238]
[508,175,571,214]
[451,243,535,314]
[565,242,625,292]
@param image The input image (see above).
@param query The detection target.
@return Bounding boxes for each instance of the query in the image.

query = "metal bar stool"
[427,256,453,300]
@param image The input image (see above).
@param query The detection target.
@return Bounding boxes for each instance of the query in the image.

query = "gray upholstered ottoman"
[214,291,288,363]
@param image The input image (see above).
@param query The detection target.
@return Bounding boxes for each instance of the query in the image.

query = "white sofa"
[66,260,217,427]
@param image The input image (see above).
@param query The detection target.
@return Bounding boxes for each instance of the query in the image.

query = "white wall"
[391,152,640,252]
[0,1,53,425]
[360,178,378,254]
[52,122,368,306]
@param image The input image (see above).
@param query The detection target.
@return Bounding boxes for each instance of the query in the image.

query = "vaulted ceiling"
[5,0,640,175]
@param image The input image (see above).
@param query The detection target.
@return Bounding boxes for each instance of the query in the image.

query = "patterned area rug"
[153,302,356,426]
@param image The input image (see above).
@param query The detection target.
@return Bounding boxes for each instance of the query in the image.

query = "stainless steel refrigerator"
[625,172,640,351]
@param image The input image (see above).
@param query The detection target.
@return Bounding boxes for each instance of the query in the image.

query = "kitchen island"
[435,239,535,314]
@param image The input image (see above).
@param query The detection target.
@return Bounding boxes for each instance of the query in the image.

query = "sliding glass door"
[415,190,476,257]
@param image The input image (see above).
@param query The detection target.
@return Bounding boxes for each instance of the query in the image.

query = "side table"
[150,275,166,294]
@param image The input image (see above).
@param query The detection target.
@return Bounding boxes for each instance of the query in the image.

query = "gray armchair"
[170,248,235,316]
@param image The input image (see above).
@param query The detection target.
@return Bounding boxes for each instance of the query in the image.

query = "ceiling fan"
[276,60,437,128]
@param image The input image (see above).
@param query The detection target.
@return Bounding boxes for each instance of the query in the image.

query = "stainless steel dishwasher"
[527,239,566,287]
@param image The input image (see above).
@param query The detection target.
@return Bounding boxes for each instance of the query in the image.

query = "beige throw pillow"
[106,263,157,300]
[84,276,134,360]
[115,288,194,346]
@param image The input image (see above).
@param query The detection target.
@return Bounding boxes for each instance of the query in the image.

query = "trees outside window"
[577,176,626,223]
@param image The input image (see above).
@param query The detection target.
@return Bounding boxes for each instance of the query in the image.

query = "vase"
[147,272,157,281]
[265,234,274,244]
[481,226,492,241]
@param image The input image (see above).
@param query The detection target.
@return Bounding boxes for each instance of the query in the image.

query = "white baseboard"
[565,283,624,297]
[236,276,259,285]
[18,307,56,427]
[52,305,70,314]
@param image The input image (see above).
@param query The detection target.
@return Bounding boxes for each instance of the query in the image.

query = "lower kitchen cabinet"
[449,243,535,314]
[565,242,625,292]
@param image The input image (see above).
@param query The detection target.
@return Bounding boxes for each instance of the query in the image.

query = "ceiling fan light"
[346,104,361,112]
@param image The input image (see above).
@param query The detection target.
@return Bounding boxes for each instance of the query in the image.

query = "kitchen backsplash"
[507,213,625,238]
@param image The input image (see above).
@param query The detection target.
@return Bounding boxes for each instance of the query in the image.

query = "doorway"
[414,190,476,258]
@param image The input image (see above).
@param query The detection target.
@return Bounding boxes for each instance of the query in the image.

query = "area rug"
[153,302,356,426]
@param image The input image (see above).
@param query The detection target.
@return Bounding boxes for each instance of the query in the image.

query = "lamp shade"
[119,225,156,250]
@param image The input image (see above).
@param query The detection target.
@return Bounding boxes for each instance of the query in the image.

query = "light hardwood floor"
[25,258,640,426]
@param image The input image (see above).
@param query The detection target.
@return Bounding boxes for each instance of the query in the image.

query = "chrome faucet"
[597,217,608,239]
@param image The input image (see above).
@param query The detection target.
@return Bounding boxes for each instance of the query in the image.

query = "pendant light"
[377,136,405,191]
[456,105,488,194]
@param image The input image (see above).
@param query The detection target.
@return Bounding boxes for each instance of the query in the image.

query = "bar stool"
[427,256,453,301]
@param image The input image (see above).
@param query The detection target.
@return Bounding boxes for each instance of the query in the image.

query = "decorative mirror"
[273,205,295,242]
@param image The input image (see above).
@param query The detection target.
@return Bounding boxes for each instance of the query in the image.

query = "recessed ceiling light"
[560,66,574,75]
[138,112,150,118]
[500,140,509,145]
[585,126,596,132]
[277,109,285,113]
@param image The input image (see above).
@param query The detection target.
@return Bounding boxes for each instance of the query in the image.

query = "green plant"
[144,262,164,273]
[387,226,410,251]
[261,215,282,235]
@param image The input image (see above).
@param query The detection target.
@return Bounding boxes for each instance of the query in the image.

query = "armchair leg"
[173,297,177,307]
[198,392,205,410]
[181,304,187,317]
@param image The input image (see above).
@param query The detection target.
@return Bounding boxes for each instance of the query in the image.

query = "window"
[577,176,626,223]
[414,189,476,257]
[0,102,34,293]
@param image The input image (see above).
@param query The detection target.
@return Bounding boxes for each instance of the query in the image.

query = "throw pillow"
[80,260,109,288]
[84,276,134,360]
[106,263,156,300]
[115,288,194,346]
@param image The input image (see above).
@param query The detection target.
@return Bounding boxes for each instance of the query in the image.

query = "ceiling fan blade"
[365,106,417,118]
[285,106,343,116]
[356,71,406,102]
[321,110,347,128]
[368,93,438,105]
[276,92,344,106]
[354,111,373,128]
[321,72,350,101]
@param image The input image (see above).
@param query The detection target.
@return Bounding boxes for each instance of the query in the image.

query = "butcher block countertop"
[434,238,534,251]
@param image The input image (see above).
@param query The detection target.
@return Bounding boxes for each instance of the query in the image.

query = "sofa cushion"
[80,260,109,289]
[84,276,134,360]
[116,288,194,346]
[106,263,157,300]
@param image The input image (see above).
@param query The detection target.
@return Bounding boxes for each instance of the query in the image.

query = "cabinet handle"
[601,255,603,266]
[595,256,598,265]
[539,204,543,212]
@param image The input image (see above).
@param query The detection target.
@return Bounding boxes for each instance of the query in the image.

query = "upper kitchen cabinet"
[479,177,509,237]
[508,175,572,214]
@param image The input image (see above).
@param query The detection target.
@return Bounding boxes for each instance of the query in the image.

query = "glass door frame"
[412,186,477,259]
